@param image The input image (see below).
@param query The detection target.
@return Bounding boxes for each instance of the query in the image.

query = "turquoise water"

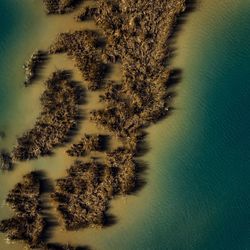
[0,0,25,130]
[129,1,250,249]
[0,1,249,250]
[0,0,45,150]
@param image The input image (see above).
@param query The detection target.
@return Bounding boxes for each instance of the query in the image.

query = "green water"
[133,1,250,249]
[0,0,249,250]
[0,0,45,150]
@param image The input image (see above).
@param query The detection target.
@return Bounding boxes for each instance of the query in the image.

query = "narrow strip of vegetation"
[23,50,48,86]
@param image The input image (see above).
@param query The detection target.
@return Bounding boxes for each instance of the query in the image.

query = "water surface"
[0,0,249,249]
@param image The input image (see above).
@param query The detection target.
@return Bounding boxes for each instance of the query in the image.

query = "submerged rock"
[50,0,187,234]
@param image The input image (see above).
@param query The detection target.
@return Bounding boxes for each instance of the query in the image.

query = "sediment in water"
[48,0,186,234]
[1,0,188,248]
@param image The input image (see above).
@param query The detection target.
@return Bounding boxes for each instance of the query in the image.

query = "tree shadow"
[37,171,54,194]
[103,213,117,228]
[48,0,85,15]
[167,68,183,88]
[46,242,91,250]
[99,135,111,152]
[129,0,198,198]
[32,171,59,244]
[63,111,86,145]
[167,0,198,63]
[133,160,149,195]
[41,212,59,245]
[69,0,85,13]
[134,131,151,157]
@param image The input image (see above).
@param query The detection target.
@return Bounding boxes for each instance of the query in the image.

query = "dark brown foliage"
[49,31,106,90]
[12,70,83,161]
[42,0,82,14]
[52,161,117,230]
[51,0,187,231]
[3,1,188,245]
[90,0,186,137]
[66,134,102,157]
[76,6,97,21]
[0,172,46,248]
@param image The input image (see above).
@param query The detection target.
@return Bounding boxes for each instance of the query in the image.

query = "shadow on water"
[167,0,198,63]
[46,242,91,250]
[134,131,150,157]
[167,68,183,89]
[35,171,58,244]
[109,0,199,208]
[103,213,117,228]
[0,1,198,248]
[171,0,198,40]
[158,1,250,249]
[36,171,92,249]
[133,160,149,195]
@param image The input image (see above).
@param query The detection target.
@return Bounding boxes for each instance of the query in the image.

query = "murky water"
[0,1,249,249]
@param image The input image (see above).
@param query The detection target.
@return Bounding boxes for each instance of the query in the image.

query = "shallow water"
[0,0,249,249]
